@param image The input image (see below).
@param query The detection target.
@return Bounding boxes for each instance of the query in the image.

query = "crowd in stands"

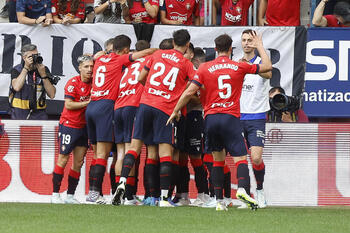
[1,0,348,26]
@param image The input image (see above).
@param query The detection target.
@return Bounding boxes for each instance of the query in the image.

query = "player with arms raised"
[167,32,272,211]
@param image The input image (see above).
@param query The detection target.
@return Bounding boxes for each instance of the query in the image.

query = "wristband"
[41,76,48,80]
[23,67,29,72]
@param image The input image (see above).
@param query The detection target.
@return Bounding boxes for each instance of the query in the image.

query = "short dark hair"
[173,29,191,47]
[193,47,206,63]
[241,29,254,36]
[113,35,131,52]
[21,44,37,55]
[159,38,174,50]
[214,34,232,53]
[269,86,285,95]
[188,42,194,54]
[135,40,150,51]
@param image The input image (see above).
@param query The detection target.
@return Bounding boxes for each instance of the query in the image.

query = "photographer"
[9,44,56,120]
[268,87,309,123]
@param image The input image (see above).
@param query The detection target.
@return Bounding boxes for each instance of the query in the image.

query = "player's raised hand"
[166,111,180,125]
[248,31,264,49]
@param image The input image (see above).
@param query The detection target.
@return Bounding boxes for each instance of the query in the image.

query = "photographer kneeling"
[268,87,309,123]
[9,44,56,120]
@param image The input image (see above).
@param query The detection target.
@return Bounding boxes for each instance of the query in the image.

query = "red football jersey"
[129,0,159,24]
[324,15,349,27]
[140,49,196,116]
[114,57,149,110]
[91,53,133,101]
[193,56,258,118]
[60,75,92,128]
[220,0,253,26]
[52,0,85,20]
[161,0,200,25]
[266,0,300,26]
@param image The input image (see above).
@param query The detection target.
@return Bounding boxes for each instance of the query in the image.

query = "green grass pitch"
[0,203,349,233]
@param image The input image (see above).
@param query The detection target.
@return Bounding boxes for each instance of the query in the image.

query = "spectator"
[160,0,200,25]
[52,0,85,24]
[267,87,309,123]
[84,5,95,23]
[124,0,159,24]
[312,1,350,27]
[94,0,129,23]
[212,0,253,26]
[16,0,53,26]
[9,44,56,120]
[0,1,9,18]
[258,0,300,26]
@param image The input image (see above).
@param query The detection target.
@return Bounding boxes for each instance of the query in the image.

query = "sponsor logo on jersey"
[91,90,110,97]
[225,12,241,23]
[169,12,188,22]
[118,88,136,98]
[210,101,234,108]
[242,84,254,91]
[148,87,171,99]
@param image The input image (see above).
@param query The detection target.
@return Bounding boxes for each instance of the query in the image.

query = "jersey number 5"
[218,75,232,99]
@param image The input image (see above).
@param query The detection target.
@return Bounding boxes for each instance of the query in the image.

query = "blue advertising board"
[304,28,350,117]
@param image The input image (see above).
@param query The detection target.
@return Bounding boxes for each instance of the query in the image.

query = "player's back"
[197,56,258,118]
[141,49,195,116]
[91,53,133,101]
[115,57,148,110]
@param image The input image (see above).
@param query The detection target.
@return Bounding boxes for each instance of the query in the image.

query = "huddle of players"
[51,28,272,211]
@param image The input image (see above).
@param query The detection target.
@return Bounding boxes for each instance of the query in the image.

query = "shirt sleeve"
[16,0,25,13]
[64,80,77,100]
[11,68,20,80]
[46,0,52,14]
[324,15,338,27]
[119,54,134,67]
[75,1,86,20]
[186,61,196,81]
[191,68,203,87]
[240,62,259,74]
[144,54,154,70]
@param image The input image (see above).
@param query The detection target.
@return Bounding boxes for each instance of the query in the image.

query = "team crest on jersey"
[67,85,74,92]
[81,87,85,92]
[186,3,191,10]
[72,79,76,82]
[61,145,66,151]
[236,7,241,13]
